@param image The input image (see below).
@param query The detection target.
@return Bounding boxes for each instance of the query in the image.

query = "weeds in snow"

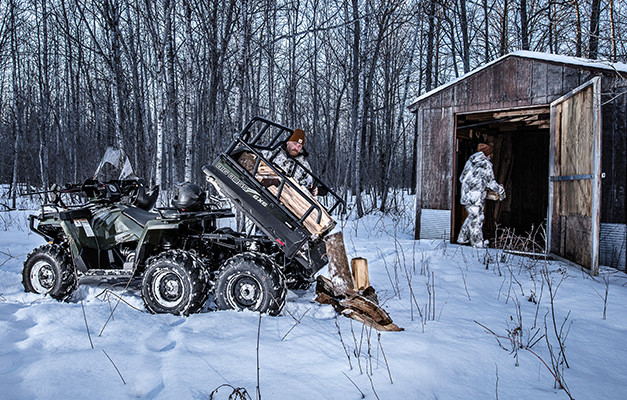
[0,210,27,232]
[209,384,252,400]
[592,272,611,320]
[0,249,17,268]
[475,320,574,400]
[102,349,127,385]
[467,225,578,398]
[333,317,393,398]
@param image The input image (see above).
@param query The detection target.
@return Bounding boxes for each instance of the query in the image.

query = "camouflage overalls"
[457,151,504,248]
[261,146,313,188]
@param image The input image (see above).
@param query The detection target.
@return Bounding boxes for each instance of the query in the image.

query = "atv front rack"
[203,117,344,259]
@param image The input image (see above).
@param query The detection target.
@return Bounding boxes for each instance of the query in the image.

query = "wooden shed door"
[548,77,601,275]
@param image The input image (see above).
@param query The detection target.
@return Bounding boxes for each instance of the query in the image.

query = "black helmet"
[172,182,206,211]
[133,183,159,211]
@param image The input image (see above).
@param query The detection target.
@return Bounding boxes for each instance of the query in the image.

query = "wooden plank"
[502,58,519,101]
[547,64,564,98]
[454,79,469,111]
[564,214,593,269]
[493,106,550,119]
[422,108,454,210]
[473,70,489,109]
[549,78,601,274]
[531,62,548,104]
[490,61,505,106]
[515,58,533,103]
[422,109,437,209]
[562,66,581,94]
[441,83,455,107]
[556,180,592,217]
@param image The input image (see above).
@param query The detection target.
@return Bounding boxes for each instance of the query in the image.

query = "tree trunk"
[10,0,22,208]
[459,0,470,72]
[573,0,582,57]
[425,0,436,91]
[236,0,250,132]
[124,2,149,179]
[499,0,509,56]
[153,0,171,189]
[165,0,178,184]
[265,0,277,120]
[483,0,489,63]
[235,0,251,232]
[103,0,124,151]
[520,0,529,50]
[548,0,554,54]
[183,0,195,183]
[38,0,50,191]
[350,0,363,217]
[380,17,420,212]
[156,76,165,189]
[609,0,617,61]
[589,0,601,59]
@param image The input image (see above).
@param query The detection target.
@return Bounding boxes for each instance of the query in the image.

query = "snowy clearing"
[1,209,627,399]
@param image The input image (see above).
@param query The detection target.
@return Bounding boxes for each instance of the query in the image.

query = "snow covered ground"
[1,206,627,399]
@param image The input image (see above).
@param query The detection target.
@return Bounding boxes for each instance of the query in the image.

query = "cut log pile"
[237,152,399,331]
[237,152,334,236]
[317,232,402,332]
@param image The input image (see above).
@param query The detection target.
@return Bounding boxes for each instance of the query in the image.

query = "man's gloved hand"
[498,186,506,201]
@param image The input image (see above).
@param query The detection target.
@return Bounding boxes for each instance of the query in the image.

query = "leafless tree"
[0,0,623,210]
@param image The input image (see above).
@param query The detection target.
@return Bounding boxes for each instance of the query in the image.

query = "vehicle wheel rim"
[231,275,261,308]
[153,270,184,307]
[30,260,55,294]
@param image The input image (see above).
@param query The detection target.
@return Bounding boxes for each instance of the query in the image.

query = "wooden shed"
[409,51,627,274]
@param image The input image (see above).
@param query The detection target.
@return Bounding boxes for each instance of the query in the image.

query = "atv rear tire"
[22,244,77,301]
[214,253,286,315]
[141,250,209,316]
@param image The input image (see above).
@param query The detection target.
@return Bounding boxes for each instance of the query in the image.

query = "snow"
[2,206,627,399]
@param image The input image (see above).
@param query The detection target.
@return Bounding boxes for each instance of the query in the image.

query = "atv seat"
[122,207,158,227]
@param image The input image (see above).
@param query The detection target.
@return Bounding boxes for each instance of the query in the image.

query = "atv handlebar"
[26,178,155,208]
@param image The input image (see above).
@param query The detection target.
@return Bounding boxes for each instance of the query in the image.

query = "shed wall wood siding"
[413,56,626,224]
[417,108,453,210]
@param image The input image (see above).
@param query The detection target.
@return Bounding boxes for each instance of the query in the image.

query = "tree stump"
[318,232,402,332]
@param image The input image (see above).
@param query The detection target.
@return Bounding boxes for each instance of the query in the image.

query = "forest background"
[0,0,624,215]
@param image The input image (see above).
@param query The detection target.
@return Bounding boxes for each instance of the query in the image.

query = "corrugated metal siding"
[600,223,627,269]
[420,209,451,239]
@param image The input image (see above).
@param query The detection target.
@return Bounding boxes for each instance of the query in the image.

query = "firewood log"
[237,151,334,236]
[324,232,355,295]
[315,275,402,332]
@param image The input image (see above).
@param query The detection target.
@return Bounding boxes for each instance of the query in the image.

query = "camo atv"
[23,118,344,316]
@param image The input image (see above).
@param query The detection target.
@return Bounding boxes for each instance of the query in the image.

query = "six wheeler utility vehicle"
[23,117,344,316]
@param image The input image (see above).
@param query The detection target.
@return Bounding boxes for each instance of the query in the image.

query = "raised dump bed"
[203,117,344,262]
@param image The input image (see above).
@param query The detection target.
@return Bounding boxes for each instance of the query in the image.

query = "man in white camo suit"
[457,143,505,248]
[262,129,318,195]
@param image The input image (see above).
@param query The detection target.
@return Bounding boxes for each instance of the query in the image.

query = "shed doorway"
[453,106,551,250]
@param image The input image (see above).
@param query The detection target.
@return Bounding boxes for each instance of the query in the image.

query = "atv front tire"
[214,253,286,315]
[22,244,77,301]
[141,250,209,316]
